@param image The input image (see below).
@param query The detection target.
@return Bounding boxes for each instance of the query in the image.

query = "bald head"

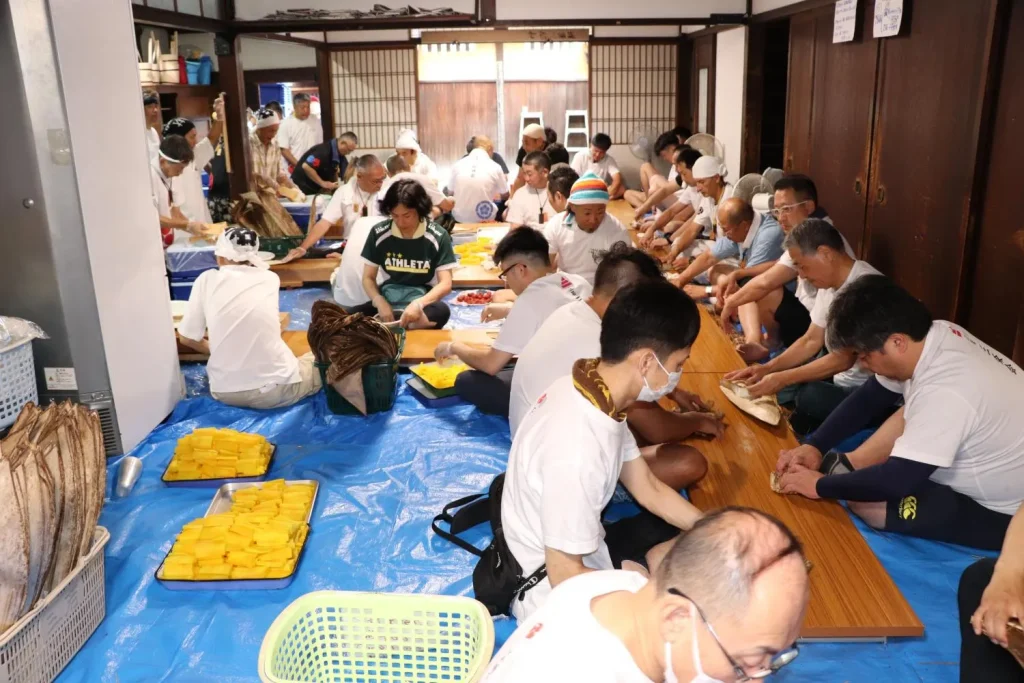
[473,135,494,155]
[717,198,755,243]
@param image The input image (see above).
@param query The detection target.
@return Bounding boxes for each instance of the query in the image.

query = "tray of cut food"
[453,290,494,306]
[408,361,470,398]
[162,427,275,487]
[155,479,317,590]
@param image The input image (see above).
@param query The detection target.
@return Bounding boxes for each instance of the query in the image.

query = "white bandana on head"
[255,108,281,129]
[215,227,269,269]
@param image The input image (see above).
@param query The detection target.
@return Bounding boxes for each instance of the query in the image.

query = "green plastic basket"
[257,591,494,683]
[261,236,305,259]
[315,328,405,415]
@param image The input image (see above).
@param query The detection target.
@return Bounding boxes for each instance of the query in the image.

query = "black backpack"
[432,473,547,616]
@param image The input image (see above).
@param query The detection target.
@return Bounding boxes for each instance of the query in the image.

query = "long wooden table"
[270,258,337,288]
[283,328,499,365]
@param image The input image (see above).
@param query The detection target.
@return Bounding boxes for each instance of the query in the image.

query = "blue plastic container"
[185,60,200,85]
[170,277,196,301]
[198,56,213,85]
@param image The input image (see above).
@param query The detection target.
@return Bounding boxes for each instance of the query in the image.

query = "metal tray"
[406,375,462,408]
[155,479,318,591]
[161,444,276,488]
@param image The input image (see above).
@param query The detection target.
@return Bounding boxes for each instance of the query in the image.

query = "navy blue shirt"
[291,139,349,194]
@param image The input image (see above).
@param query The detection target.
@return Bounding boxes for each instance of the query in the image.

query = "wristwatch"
[705,286,713,296]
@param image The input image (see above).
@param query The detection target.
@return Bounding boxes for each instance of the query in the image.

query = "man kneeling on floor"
[178,227,324,409]
[777,275,1024,551]
[509,244,722,490]
[483,507,809,682]
[503,280,711,621]
[434,228,588,417]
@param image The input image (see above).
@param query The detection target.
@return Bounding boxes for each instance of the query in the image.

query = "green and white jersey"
[360,218,457,288]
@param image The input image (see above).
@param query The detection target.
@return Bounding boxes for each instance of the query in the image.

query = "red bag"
[178,55,187,83]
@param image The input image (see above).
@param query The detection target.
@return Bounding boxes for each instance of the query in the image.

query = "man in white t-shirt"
[543,172,630,286]
[718,175,853,363]
[285,155,387,263]
[149,135,202,248]
[178,228,325,410]
[164,96,224,229]
[143,90,162,161]
[449,136,509,224]
[725,218,880,429]
[504,152,554,230]
[570,133,624,199]
[276,93,324,174]
[777,276,1024,551]
[624,131,681,211]
[395,129,440,186]
[434,228,588,416]
[483,508,809,682]
[382,154,453,216]
[666,155,734,267]
[503,280,715,620]
[635,147,702,246]
[510,244,720,487]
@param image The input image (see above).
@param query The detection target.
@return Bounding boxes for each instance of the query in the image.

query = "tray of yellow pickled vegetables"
[409,361,469,395]
[162,427,275,487]
[156,479,317,589]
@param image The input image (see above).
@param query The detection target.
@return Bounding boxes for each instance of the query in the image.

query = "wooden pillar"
[215,33,252,199]
[316,47,335,141]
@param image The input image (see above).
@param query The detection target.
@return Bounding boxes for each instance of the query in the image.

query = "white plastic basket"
[258,591,494,683]
[0,527,110,683]
[0,338,38,430]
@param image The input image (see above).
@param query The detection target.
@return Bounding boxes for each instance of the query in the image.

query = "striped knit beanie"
[568,172,609,205]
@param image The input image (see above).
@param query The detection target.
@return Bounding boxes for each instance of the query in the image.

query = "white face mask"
[663,605,727,683]
[637,353,682,403]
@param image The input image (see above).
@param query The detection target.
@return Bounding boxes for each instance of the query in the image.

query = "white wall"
[752,0,806,14]
[591,25,680,38]
[326,29,410,43]
[497,0,743,20]
[714,27,746,178]
[240,37,317,70]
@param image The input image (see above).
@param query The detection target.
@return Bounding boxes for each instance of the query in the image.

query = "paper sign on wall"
[833,0,858,43]
[44,367,78,391]
[873,0,904,38]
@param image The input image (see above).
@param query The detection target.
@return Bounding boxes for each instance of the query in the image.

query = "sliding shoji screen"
[331,48,418,149]
[589,42,678,144]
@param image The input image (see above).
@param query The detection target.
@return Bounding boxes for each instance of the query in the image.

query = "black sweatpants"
[958,558,1024,682]
[455,368,513,417]
[345,300,451,329]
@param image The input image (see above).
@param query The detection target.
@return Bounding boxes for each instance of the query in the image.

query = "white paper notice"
[833,0,858,43]
[874,0,904,38]
[44,367,78,391]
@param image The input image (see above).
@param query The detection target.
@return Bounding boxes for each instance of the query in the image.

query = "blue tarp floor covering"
[58,286,991,682]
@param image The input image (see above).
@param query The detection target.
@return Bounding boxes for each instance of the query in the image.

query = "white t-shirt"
[885,321,1024,515]
[332,217,387,308]
[510,300,601,436]
[146,127,160,162]
[381,172,446,207]
[505,184,554,230]
[178,266,301,394]
[482,571,651,683]
[411,153,440,186]
[149,161,189,244]
[449,149,509,223]
[503,375,642,620]
[276,115,324,166]
[809,260,882,388]
[543,212,630,286]
[674,183,702,212]
[170,138,215,225]
[692,183,735,237]
[571,151,621,185]
[321,178,382,238]
[777,215,854,311]
[493,272,590,355]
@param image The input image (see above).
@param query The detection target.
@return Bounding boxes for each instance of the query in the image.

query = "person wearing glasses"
[668,198,784,302]
[501,281,708,622]
[717,175,854,363]
[723,219,880,433]
[482,507,808,682]
[434,228,588,417]
[542,172,630,286]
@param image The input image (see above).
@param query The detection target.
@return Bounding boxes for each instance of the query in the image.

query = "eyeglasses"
[668,589,799,681]
[498,262,524,281]
[770,200,811,218]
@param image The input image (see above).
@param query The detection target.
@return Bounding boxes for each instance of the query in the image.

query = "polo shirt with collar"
[291,139,348,195]
[360,218,457,288]
[709,212,784,266]
[321,178,382,238]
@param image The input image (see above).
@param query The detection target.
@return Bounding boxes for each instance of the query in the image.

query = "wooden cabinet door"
[863,0,1000,320]
[782,11,816,174]
[806,3,879,255]
[965,0,1024,360]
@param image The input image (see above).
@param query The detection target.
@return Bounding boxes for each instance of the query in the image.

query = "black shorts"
[345,300,451,329]
[884,480,1013,551]
[774,286,812,347]
[603,510,679,568]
